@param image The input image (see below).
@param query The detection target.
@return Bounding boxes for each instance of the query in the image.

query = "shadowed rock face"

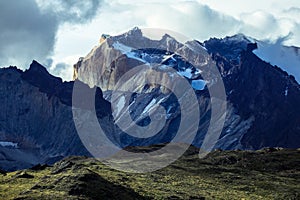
[203,36,300,149]
[0,61,112,171]
[229,49,300,149]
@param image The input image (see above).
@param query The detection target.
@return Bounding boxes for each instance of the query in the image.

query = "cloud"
[80,1,299,45]
[284,7,300,22]
[238,9,300,46]
[144,1,241,39]
[0,0,102,69]
[50,1,242,81]
[52,0,300,80]
[49,55,82,81]
[51,62,73,81]
[239,11,285,41]
[36,0,101,24]
[99,1,240,39]
[0,0,57,68]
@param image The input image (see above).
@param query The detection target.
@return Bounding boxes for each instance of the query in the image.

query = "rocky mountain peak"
[25,60,62,83]
[203,34,254,66]
[106,27,144,48]
[224,33,252,43]
[21,60,63,96]
[160,33,177,43]
[73,27,191,90]
[72,29,300,152]
[127,26,143,37]
[28,60,50,74]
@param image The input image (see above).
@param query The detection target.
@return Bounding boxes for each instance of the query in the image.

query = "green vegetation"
[0,146,299,199]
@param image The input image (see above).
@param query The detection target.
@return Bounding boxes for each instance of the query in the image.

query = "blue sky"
[1,0,300,80]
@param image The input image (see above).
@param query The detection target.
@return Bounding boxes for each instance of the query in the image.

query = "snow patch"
[0,141,18,148]
[194,68,202,75]
[284,86,288,96]
[125,52,146,63]
[162,54,176,63]
[112,41,132,53]
[177,68,193,79]
[112,42,146,63]
[114,96,125,116]
[142,99,157,114]
[159,64,170,70]
[191,80,206,90]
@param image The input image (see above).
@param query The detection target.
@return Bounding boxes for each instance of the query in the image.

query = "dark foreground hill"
[1,146,299,200]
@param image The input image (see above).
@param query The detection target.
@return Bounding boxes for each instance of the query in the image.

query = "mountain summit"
[73,27,300,150]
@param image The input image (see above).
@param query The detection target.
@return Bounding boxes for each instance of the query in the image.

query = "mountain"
[0,28,299,171]
[74,28,300,150]
[0,61,111,171]
[203,35,300,149]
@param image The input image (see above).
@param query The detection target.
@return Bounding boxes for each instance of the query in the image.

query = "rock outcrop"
[0,61,111,171]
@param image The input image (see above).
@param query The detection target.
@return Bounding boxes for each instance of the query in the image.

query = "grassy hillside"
[0,146,299,199]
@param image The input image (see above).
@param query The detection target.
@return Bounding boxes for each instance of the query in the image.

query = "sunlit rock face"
[73,27,207,92]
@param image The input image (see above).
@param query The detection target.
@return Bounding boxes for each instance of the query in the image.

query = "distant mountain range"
[0,27,299,171]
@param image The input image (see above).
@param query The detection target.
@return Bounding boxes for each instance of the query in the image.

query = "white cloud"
[49,55,81,81]
[144,1,240,39]
[198,0,300,18]
[239,11,289,41]
[0,0,102,71]
[55,0,300,53]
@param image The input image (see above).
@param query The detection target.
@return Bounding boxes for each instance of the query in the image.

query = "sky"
[0,0,299,80]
